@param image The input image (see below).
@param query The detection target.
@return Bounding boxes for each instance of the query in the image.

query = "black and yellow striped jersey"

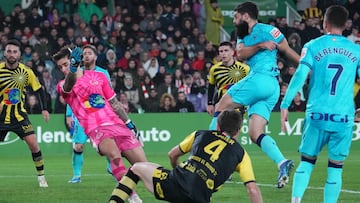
[302,7,323,20]
[208,60,249,102]
[0,62,42,124]
[174,130,255,202]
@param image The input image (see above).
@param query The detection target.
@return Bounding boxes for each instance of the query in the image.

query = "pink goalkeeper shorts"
[87,124,142,154]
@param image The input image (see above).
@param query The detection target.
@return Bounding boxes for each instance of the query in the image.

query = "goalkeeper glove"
[125,119,143,145]
[69,47,83,73]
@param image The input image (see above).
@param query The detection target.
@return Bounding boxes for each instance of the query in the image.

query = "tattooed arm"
[109,96,130,122]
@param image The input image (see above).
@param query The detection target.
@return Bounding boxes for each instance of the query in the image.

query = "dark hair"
[6,39,21,48]
[325,5,348,28]
[52,46,70,62]
[82,44,97,56]
[219,41,234,49]
[234,1,258,20]
[217,110,243,136]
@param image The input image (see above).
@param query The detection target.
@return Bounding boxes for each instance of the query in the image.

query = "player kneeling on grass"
[109,110,263,203]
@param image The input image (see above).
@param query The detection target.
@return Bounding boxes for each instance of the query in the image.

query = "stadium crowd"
[0,0,359,114]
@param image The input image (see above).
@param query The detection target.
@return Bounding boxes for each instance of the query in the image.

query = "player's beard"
[236,21,249,39]
[5,56,18,65]
[82,59,92,69]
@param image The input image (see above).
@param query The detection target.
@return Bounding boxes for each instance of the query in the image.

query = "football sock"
[111,158,127,181]
[109,168,139,203]
[32,151,44,176]
[256,134,285,164]
[209,111,220,130]
[72,150,83,177]
[292,158,315,199]
[324,162,343,203]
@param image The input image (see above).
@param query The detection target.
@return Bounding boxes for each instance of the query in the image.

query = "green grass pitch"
[0,147,359,202]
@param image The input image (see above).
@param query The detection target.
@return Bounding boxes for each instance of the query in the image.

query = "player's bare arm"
[63,72,77,92]
[109,96,130,122]
[168,145,184,168]
[277,38,300,65]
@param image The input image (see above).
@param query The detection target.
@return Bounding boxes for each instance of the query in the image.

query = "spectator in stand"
[77,0,103,24]
[282,64,297,84]
[157,73,178,98]
[121,73,141,110]
[165,54,177,74]
[302,0,323,28]
[179,3,197,31]
[25,94,42,114]
[153,65,167,86]
[141,88,160,113]
[116,50,131,70]
[28,6,43,29]
[347,25,360,42]
[143,57,159,79]
[173,68,184,89]
[205,0,224,46]
[175,91,195,113]
[159,93,177,112]
[159,2,178,33]
[288,32,302,55]
[157,49,168,66]
[119,93,138,114]
[273,82,289,112]
[181,59,194,76]
[177,36,196,60]
[192,49,206,71]
[342,19,353,37]
[193,0,206,33]
[34,34,53,61]
[289,92,306,112]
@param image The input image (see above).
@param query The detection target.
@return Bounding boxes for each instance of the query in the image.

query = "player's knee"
[301,155,317,165]
[328,160,343,168]
[73,144,84,152]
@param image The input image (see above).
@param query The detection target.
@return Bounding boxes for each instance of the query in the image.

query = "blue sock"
[73,150,83,177]
[292,161,314,199]
[209,111,220,130]
[324,164,343,203]
[257,134,285,164]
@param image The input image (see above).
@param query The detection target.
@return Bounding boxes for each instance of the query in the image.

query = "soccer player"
[56,47,145,203]
[208,41,250,130]
[211,1,300,188]
[280,5,360,203]
[53,45,114,183]
[109,110,263,203]
[0,39,50,187]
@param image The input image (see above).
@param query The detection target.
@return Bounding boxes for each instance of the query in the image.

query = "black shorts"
[0,118,35,141]
[152,167,197,203]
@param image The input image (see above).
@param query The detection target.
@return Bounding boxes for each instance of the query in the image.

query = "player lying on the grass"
[56,46,146,203]
[109,110,263,203]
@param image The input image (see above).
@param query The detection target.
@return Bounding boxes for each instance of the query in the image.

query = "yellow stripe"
[121,176,136,189]
[152,168,162,179]
[14,106,24,122]
[35,160,44,167]
[111,188,130,200]
[5,105,11,124]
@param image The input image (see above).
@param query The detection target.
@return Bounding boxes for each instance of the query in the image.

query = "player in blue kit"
[210,1,300,188]
[281,5,360,203]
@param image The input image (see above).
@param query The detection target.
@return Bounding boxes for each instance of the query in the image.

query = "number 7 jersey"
[300,34,360,131]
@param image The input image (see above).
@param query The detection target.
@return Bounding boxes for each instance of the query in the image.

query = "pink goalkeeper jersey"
[57,70,123,134]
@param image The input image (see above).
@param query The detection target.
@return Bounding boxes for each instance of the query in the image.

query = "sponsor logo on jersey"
[270,28,281,39]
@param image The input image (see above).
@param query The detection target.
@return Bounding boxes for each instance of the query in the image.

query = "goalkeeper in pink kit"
[57,47,145,203]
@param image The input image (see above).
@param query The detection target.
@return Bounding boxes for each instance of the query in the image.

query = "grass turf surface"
[0,148,359,203]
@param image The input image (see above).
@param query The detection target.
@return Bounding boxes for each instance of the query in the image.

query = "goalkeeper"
[56,46,146,203]
[109,110,263,203]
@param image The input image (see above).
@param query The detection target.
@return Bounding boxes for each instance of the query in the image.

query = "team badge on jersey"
[300,48,307,60]
[270,28,281,39]
[83,93,105,112]
[4,88,20,104]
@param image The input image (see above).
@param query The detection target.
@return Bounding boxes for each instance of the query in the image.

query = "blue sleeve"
[66,105,73,117]
[280,63,310,109]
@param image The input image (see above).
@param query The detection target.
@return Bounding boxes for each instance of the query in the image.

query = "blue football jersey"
[238,23,284,76]
[294,35,360,131]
